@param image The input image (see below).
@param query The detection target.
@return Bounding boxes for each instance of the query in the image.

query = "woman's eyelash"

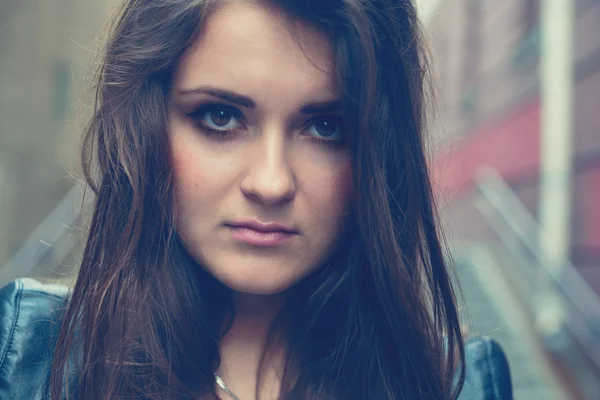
[303,115,345,144]
[185,103,244,138]
[185,104,344,145]
[186,104,243,123]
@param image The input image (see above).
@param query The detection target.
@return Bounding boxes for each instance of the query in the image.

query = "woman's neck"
[217,291,288,400]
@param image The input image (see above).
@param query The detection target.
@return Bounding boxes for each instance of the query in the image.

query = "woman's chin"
[198,255,319,296]
[216,274,297,296]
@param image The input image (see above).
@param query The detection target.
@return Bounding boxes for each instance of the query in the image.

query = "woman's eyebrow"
[177,86,256,108]
[177,85,342,114]
[299,100,342,114]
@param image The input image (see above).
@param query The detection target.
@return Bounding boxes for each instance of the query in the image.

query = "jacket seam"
[0,280,23,370]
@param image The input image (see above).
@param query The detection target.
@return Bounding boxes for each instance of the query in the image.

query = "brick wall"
[427,0,600,276]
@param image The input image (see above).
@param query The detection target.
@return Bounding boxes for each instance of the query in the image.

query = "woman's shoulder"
[0,278,70,399]
[458,336,513,400]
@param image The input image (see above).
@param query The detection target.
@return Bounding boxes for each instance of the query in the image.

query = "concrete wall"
[0,1,116,267]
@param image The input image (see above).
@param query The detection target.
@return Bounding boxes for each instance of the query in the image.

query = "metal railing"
[473,166,600,372]
[0,185,84,286]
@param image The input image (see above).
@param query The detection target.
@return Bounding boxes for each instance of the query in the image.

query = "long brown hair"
[51,0,465,398]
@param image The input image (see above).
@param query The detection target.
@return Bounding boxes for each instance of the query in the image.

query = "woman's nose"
[240,131,297,206]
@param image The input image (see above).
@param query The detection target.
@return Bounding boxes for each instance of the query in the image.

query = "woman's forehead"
[173,2,339,103]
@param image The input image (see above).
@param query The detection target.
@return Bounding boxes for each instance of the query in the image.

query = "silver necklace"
[215,374,242,400]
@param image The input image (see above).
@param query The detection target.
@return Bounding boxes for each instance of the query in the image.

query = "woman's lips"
[228,226,296,246]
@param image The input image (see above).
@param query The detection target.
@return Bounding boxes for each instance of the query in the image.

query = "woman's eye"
[306,116,342,141]
[188,104,242,132]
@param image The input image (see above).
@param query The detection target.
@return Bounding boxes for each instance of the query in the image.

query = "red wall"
[434,99,541,196]
[434,96,600,265]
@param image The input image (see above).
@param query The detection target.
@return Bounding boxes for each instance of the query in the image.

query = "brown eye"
[308,116,342,141]
[187,104,242,132]
[210,107,234,127]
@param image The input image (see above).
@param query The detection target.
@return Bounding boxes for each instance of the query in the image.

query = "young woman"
[7,0,472,399]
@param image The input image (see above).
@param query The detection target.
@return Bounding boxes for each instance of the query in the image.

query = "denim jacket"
[0,278,512,399]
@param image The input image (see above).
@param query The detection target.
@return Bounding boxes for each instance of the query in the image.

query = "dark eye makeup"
[185,103,244,139]
[185,102,345,146]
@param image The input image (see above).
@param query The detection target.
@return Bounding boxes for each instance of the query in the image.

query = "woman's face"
[169,2,351,295]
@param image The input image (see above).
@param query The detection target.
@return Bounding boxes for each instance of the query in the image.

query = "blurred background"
[0,0,598,399]
[0,0,118,281]
[417,0,600,399]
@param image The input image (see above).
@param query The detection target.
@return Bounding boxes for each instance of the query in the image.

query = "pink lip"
[226,220,297,247]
